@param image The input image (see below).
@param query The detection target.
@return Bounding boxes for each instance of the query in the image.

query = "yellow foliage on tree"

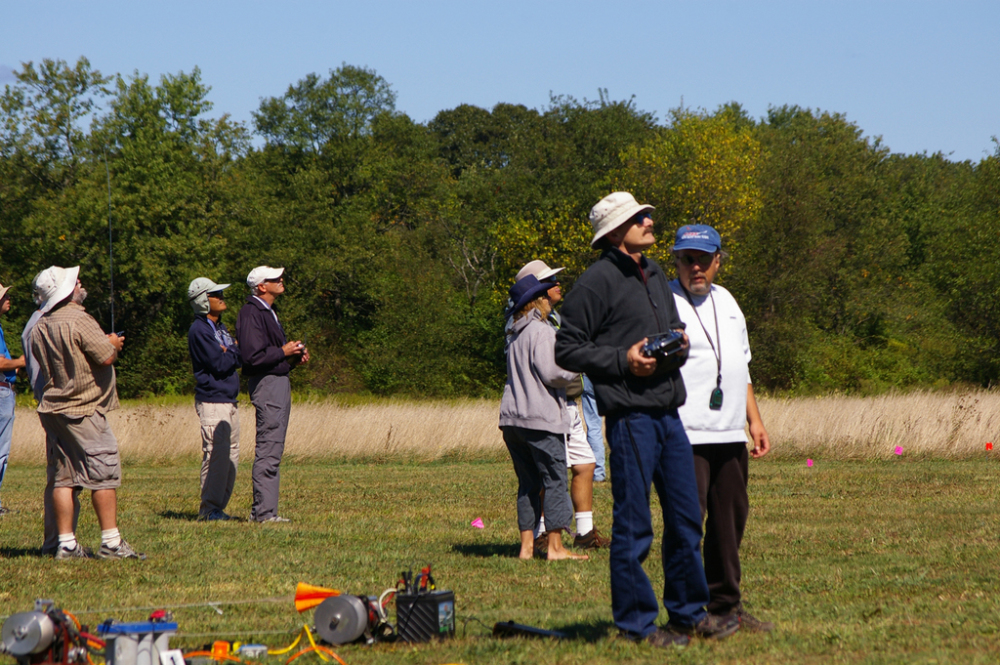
[613,107,763,264]
[490,203,597,307]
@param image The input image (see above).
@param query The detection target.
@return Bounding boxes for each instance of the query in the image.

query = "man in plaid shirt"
[30,266,143,560]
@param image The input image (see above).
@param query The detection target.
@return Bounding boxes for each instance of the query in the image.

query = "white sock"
[534,516,546,538]
[101,528,121,548]
[575,511,593,535]
[58,533,78,550]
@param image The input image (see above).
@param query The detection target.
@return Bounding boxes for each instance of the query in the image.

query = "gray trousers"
[248,375,291,521]
[501,426,572,533]
[196,401,240,516]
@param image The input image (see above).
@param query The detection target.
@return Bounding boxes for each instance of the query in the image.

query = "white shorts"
[565,401,596,467]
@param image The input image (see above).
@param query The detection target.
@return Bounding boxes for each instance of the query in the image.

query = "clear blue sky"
[3,0,997,162]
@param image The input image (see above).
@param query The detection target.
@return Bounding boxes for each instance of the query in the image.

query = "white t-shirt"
[669,280,751,444]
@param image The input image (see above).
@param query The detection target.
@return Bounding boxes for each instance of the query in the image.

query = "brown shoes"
[573,528,611,549]
[669,612,740,640]
[731,606,775,633]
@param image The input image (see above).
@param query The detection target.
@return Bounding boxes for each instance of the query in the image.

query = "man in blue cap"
[669,224,773,632]
[555,192,739,648]
[0,282,26,515]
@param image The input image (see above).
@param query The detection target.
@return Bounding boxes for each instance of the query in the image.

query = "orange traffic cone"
[294,582,341,613]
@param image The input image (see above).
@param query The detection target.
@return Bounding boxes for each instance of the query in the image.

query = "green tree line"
[2,58,998,398]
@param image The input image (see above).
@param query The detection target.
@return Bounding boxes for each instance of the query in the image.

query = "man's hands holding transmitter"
[282,340,310,365]
[626,331,689,377]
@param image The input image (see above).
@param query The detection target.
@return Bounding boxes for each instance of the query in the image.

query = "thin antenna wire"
[102,148,115,332]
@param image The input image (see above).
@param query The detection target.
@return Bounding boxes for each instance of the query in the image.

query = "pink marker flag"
[470,517,484,529]
[894,446,903,455]
[806,459,813,467]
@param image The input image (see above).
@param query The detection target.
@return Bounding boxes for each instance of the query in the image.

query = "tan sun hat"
[515,260,565,282]
[36,266,80,313]
[588,192,654,248]
[0,283,9,303]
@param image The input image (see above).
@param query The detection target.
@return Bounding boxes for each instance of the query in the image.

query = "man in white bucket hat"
[22,271,80,554]
[555,193,739,647]
[30,266,142,559]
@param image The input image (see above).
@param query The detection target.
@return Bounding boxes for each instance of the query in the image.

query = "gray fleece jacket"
[499,309,580,433]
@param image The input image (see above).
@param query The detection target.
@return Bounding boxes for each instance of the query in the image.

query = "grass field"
[2,454,999,664]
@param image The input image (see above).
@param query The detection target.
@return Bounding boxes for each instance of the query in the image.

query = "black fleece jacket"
[555,249,687,416]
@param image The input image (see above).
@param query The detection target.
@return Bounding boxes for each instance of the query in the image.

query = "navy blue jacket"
[235,296,293,378]
[555,249,687,416]
[188,315,241,403]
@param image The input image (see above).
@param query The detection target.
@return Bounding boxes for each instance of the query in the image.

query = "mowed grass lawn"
[1,456,999,664]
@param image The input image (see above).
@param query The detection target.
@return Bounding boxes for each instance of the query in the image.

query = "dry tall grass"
[8,390,1000,464]
[8,398,506,465]
[757,390,1000,458]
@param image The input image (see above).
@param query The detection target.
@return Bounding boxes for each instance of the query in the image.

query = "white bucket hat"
[247,266,284,290]
[515,260,565,282]
[36,266,80,313]
[588,192,655,248]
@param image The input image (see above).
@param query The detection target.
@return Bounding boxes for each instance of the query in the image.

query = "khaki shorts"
[565,401,597,467]
[40,411,122,490]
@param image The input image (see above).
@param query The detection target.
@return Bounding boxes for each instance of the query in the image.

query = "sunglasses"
[207,292,225,299]
[676,253,717,268]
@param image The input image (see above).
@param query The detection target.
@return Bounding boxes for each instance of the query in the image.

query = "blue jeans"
[606,409,709,638]
[581,376,606,481]
[0,385,14,503]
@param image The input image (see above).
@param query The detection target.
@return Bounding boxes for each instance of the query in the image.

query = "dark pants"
[501,426,572,533]
[249,374,291,521]
[693,442,749,614]
[606,409,709,638]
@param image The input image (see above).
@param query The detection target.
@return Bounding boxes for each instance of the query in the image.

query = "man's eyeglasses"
[207,292,225,299]
[264,277,284,284]
[676,253,717,268]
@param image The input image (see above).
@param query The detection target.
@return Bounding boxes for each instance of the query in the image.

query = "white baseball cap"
[515,260,565,283]
[36,266,80,313]
[588,192,654,248]
[247,266,284,289]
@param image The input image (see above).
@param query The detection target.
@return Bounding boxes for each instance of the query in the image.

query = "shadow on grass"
[552,619,616,644]
[158,510,200,521]
[0,547,46,558]
[451,543,520,558]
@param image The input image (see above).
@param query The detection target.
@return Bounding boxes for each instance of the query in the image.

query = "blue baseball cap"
[671,224,722,253]
[509,275,551,314]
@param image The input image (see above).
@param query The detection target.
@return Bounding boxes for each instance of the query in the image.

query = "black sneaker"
[97,539,146,560]
[54,543,93,560]
[644,627,690,648]
[669,612,740,640]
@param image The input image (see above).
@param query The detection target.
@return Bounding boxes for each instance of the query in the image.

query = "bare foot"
[519,547,533,560]
[547,549,589,561]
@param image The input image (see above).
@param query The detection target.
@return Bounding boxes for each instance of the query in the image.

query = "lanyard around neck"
[682,286,722,388]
